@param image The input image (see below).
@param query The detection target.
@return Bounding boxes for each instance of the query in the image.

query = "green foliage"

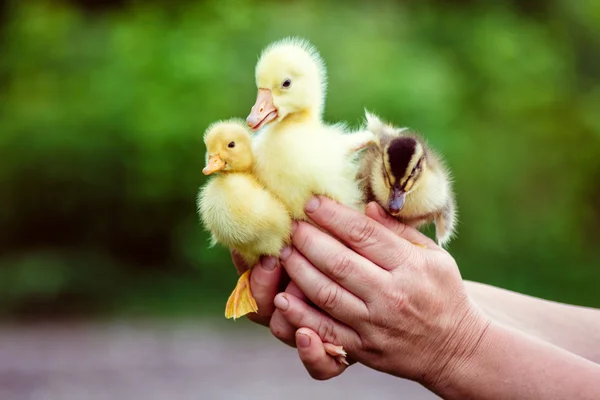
[1,0,599,318]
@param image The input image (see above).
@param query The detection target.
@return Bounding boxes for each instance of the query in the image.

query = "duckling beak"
[203,154,226,175]
[388,187,406,215]
[247,89,278,132]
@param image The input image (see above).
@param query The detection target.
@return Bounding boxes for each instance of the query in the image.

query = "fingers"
[280,246,368,323]
[292,221,387,302]
[274,292,361,351]
[365,202,438,249]
[269,281,308,347]
[249,256,282,319]
[296,328,349,380]
[304,196,415,270]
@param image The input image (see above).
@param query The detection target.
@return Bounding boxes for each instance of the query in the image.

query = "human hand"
[230,251,285,328]
[230,249,304,347]
[230,250,354,377]
[273,197,490,386]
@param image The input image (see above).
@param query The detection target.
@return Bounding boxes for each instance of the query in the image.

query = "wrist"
[422,301,493,395]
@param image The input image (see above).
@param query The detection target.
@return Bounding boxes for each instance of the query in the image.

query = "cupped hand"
[274,196,490,385]
[230,249,350,379]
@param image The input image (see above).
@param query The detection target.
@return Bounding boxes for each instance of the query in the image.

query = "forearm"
[465,280,600,363]
[430,320,600,400]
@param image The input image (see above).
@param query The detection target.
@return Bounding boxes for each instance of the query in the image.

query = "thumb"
[365,202,438,249]
[296,328,349,380]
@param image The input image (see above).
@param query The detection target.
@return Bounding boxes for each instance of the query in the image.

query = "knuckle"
[349,219,376,245]
[393,290,407,309]
[390,293,406,310]
[316,318,337,343]
[328,253,352,281]
[315,283,342,312]
[383,288,406,312]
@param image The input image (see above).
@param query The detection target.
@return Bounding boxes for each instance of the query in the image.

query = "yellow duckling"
[246,37,374,222]
[244,37,368,365]
[357,112,457,247]
[197,119,292,319]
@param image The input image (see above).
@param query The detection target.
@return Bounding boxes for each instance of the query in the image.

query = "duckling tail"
[435,194,458,249]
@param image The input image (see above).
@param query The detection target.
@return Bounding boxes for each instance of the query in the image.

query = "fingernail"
[291,221,298,235]
[296,332,311,348]
[280,246,292,261]
[262,256,277,271]
[305,196,320,213]
[274,294,289,311]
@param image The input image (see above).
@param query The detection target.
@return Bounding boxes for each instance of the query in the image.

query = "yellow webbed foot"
[225,269,258,320]
[324,343,349,366]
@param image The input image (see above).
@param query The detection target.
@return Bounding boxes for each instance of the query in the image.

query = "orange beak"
[203,154,226,175]
[247,89,278,132]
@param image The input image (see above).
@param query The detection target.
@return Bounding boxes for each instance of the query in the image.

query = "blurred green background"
[1,0,599,321]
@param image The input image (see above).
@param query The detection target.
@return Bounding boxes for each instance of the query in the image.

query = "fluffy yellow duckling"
[244,37,368,364]
[246,37,374,222]
[197,119,292,319]
[357,112,457,247]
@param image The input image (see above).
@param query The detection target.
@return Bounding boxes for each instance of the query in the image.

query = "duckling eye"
[282,79,292,89]
[228,141,235,148]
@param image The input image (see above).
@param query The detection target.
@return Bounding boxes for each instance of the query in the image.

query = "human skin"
[231,198,600,398]
[234,251,600,367]
[464,280,600,364]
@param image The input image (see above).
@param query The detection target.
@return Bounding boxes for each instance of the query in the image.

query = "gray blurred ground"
[0,319,438,400]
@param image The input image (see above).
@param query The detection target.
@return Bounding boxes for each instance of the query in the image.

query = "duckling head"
[247,37,326,131]
[382,136,427,215]
[202,120,254,175]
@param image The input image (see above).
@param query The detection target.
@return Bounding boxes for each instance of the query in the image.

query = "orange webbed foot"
[225,269,258,320]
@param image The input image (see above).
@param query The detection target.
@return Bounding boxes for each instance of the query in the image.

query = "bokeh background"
[0,0,599,398]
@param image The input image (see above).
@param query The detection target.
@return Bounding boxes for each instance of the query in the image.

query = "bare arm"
[432,319,600,400]
[272,197,600,398]
[465,280,600,364]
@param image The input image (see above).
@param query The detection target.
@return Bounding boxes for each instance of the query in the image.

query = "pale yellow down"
[197,119,292,267]
[251,37,375,221]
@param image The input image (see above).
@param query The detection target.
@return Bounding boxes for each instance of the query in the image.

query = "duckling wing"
[344,129,379,154]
